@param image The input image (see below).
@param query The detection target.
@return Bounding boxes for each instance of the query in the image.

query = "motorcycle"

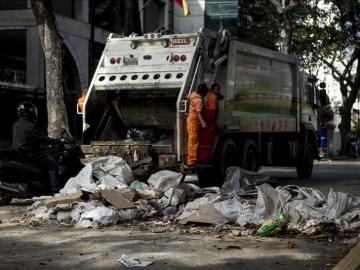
[0,131,84,205]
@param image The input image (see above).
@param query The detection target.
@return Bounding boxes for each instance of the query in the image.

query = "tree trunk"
[31,0,69,138]
[269,0,299,54]
[339,101,353,155]
[113,0,142,36]
[281,13,292,54]
[113,0,123,35]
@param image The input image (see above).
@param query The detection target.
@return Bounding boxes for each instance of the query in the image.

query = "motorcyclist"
[12,101,63,194]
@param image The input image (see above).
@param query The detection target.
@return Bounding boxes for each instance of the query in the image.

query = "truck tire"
[197,167,217,187]
[218,139,239,180]
[0,194,12,206]
[197,139,238,187]
[296,143,313,179]
[241,139,259,172]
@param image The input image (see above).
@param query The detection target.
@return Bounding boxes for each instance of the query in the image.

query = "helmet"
[17,101,38,119]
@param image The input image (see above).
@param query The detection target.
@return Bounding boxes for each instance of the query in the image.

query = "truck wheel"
[296,143,313,179]
[0,194,12,206]
[241,139,259,172]
[197,167,217,187]
[218,139,239,180]
[198,139,239,187]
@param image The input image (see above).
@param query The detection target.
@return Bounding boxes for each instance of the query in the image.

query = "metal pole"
[139,0,155,12]
[357,97,360,140]
[88,0,95,83]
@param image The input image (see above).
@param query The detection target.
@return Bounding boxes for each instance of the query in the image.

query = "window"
[51,0,75,18]
[205,0,238,36]
[0,0,27,10]
[0,30,26,84]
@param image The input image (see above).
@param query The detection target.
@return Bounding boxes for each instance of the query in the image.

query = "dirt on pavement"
[0,203,353,270]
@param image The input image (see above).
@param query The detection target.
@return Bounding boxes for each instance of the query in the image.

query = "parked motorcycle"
[0,131,84,205]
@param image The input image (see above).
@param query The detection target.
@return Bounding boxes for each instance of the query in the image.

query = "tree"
[113,0,142,36]
[294,0,360,154]
[31,0,69,138]
[268,0,300,54]
[238,0,279,50]
[238,0,301,53]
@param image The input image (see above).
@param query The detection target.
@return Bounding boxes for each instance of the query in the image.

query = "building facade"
[0,0,237,143]
[0,0,110,142]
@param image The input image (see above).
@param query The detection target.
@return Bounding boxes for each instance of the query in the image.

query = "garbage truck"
[80,28,319,186]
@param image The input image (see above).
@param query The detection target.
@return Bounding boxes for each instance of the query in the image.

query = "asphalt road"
[260,159,360,196]
[0,160,358,270]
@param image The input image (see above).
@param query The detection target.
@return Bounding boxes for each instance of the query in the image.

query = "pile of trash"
[28,156,360,235]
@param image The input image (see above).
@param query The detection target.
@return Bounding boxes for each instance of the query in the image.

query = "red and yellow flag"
[174,0,190,16]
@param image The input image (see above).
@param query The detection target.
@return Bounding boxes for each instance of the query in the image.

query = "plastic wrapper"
[257,214,286,236]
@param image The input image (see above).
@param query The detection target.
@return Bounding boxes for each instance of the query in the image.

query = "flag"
[174,0,190,16]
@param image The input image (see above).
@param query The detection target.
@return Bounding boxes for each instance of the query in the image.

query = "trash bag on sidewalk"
[84,156,134,185]
[221,167,278,197]
[75,205,120,228]
[60,156,134,195]
[147,170,183,192]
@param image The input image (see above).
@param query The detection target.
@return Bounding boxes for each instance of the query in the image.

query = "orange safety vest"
[187,92,203,124]
[205,91,217,111]
[78,94,86,112]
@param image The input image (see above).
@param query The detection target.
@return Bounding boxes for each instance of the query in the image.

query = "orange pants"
[198,110,216,162]
[186,119,200,167]
[205,110,216,128]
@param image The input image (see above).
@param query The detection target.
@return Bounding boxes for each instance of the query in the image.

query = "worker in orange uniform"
[205,83,224,128]
[77,88,87,113]
[198,83,224,162]
[186,83,207,167]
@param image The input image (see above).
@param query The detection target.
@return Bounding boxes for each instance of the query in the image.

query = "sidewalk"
[317,155,360,162]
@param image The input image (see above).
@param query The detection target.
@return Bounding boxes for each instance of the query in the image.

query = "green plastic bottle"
[257,214,286,237]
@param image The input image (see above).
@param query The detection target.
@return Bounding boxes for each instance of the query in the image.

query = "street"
[0,159,359,270]
[261,159,360,195]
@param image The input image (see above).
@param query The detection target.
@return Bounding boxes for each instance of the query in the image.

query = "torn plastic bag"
[118,208,145,220]
[158,186,187,208]
[221,167,278,197]
[221,167,242,195]
[236,202,258,226]
[214,197,243,223]
[134,199,158,218]
[254,183,286,221]
[60,164,98,194]
[70,201,103,223]
[118,254,153,267]
[76,206,120,228]
[84,156,134,184]
[29,204,55,220]
[97,174,128,190]
[147,170,183,192]
[178,205,228,225]
[326,189,360,219]
[176,193,221,222]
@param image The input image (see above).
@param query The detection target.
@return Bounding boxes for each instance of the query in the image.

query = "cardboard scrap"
[101,189,136,210]
[179,205,228,225]
[86,191,102,201]
[44,192,83,208]
[117,188,139,202]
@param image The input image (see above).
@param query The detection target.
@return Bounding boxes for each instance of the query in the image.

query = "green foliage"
[238,0,360,153]
[238,0,279,50]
